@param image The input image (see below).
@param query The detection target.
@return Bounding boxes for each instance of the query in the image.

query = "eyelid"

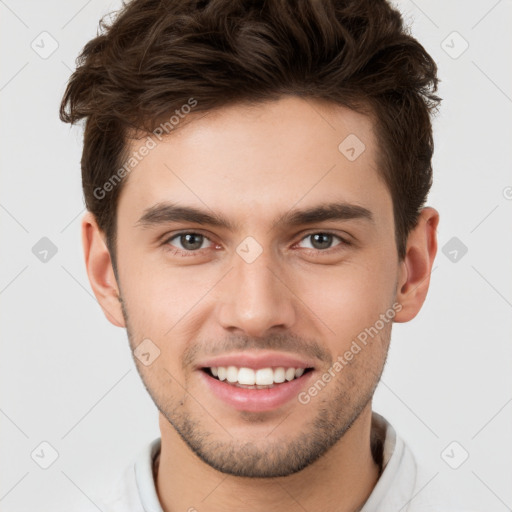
[295,231,352,250]
[163,230,217,249]
[161,229,353,255]
[298,229,352,240]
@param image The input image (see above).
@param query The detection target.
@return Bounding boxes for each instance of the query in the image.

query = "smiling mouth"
[202,366,314,389]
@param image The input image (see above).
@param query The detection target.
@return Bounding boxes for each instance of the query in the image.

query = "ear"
[81,212,125,327]
[394,207,439,323]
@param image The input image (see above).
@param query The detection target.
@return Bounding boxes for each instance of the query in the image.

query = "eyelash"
[162,231,352,257]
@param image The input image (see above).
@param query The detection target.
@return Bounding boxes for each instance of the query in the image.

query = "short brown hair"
[60,0,440,266]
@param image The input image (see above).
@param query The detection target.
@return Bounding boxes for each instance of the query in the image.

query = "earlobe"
[81,212,125,328]
[394,207,439,323]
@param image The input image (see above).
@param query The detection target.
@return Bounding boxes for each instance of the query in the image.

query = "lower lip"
[200,371,314,412]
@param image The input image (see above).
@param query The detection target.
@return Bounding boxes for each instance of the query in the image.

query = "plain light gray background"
[1,0,511,510]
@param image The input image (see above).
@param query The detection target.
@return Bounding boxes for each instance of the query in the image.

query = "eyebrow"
[136,201,374,231]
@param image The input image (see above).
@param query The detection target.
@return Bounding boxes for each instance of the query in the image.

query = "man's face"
[115,96,400,477]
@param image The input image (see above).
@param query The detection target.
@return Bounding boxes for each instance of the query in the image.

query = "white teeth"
[285,367,296,381]
[273,367,286,383]
[226,366,238,383]
[238,367,255,385]
[208,365,308,386]
[255,368,274,386]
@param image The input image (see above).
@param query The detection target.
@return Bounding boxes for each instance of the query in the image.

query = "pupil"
[312,233,331,249]
[182,233,203,250]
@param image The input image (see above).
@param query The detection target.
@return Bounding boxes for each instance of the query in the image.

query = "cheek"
[118,236,397,356]
[296,258,396,338]
[120,255,208,327]
[118,258,218,374]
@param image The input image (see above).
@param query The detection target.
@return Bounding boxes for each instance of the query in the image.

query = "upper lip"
[197,351,316,371]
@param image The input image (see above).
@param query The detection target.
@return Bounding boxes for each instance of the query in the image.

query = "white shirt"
[92,412,473,512]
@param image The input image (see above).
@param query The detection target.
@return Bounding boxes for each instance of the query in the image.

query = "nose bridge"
[217,241,296,336]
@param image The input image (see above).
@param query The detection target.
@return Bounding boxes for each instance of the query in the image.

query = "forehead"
[118,96,391,228]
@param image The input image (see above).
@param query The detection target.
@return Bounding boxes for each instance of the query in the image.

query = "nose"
[216,248,297,338]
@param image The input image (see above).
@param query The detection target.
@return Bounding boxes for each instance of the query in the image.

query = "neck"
[155,404,381,512]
